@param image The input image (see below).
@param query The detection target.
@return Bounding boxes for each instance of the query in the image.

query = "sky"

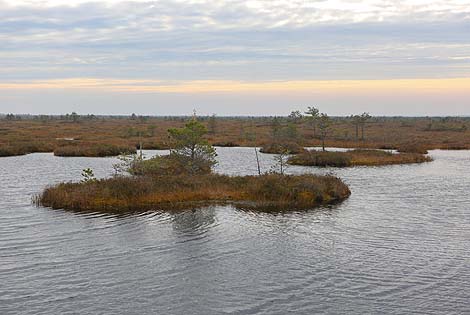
[0,0,469,116]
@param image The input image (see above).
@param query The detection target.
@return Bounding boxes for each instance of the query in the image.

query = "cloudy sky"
[0,0,469,115]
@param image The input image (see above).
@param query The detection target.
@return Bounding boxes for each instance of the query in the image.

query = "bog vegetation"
[1,109,470,157]
[54,144,136,157]
[37,174,351,212]
[37,119,351,212]
[288,149,432,167]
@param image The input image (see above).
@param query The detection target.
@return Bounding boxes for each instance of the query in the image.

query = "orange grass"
[54,144,136,157]
[259,142,305,154]
[289,149,432,167]
[2,116,470,157]
[36,174,351,212]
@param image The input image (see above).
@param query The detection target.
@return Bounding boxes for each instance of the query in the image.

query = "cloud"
[1,77,469,94]
[0,0,469,114]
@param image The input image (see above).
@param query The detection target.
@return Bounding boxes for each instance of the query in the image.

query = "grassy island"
[36,119,351,212]
[54,144,136,157]
[37,173,351,212]
[288,149,432,167]
[259,142,304,154]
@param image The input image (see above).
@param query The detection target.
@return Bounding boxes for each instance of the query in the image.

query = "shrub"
[168,120,217,173]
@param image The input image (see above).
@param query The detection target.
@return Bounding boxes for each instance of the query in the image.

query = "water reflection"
[1,149,470,315]
[171,207,217,234]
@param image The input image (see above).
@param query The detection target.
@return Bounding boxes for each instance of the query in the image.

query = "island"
[36,120,351,213]
[288,149,432,167]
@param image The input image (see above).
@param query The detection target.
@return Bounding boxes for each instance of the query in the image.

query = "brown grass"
[36,173,351,212]
[259,142,305,154]
[289,149,432,167]
[54,144,136,157]
[1,116,470,157]
[397,143,429,154]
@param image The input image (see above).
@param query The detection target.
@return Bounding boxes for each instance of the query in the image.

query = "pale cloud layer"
[0,0,469,114]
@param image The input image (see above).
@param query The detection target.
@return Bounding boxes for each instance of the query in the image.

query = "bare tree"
[271,149,290,175]
[254,148,261,175]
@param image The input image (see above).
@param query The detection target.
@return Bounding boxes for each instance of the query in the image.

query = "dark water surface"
[1,148,469,314]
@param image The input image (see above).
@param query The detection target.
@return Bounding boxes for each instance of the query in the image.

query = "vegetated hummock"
[1,112,470,157]
[54,144,136,157]
[288,149,432,167]
[396,143,429,154]
[259,142,305,154]
[0,145,29,157]
[36,119,351,212]
[0,143,54,157]
[37,173,351,212]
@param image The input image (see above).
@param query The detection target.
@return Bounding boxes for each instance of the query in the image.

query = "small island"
[54,144,136,157]
[288,149,432,167]
[36,120,351,212]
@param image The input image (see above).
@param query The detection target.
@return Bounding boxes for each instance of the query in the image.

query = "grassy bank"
[54,144,136,157]
[288,149,432,167]
[36,173,351,212]
[0,143,54,157]
[0,145,29,157]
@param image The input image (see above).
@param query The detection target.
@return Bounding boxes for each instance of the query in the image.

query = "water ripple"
[0,149,470,314]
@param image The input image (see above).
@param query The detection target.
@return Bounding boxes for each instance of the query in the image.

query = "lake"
[1,147,469,314]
